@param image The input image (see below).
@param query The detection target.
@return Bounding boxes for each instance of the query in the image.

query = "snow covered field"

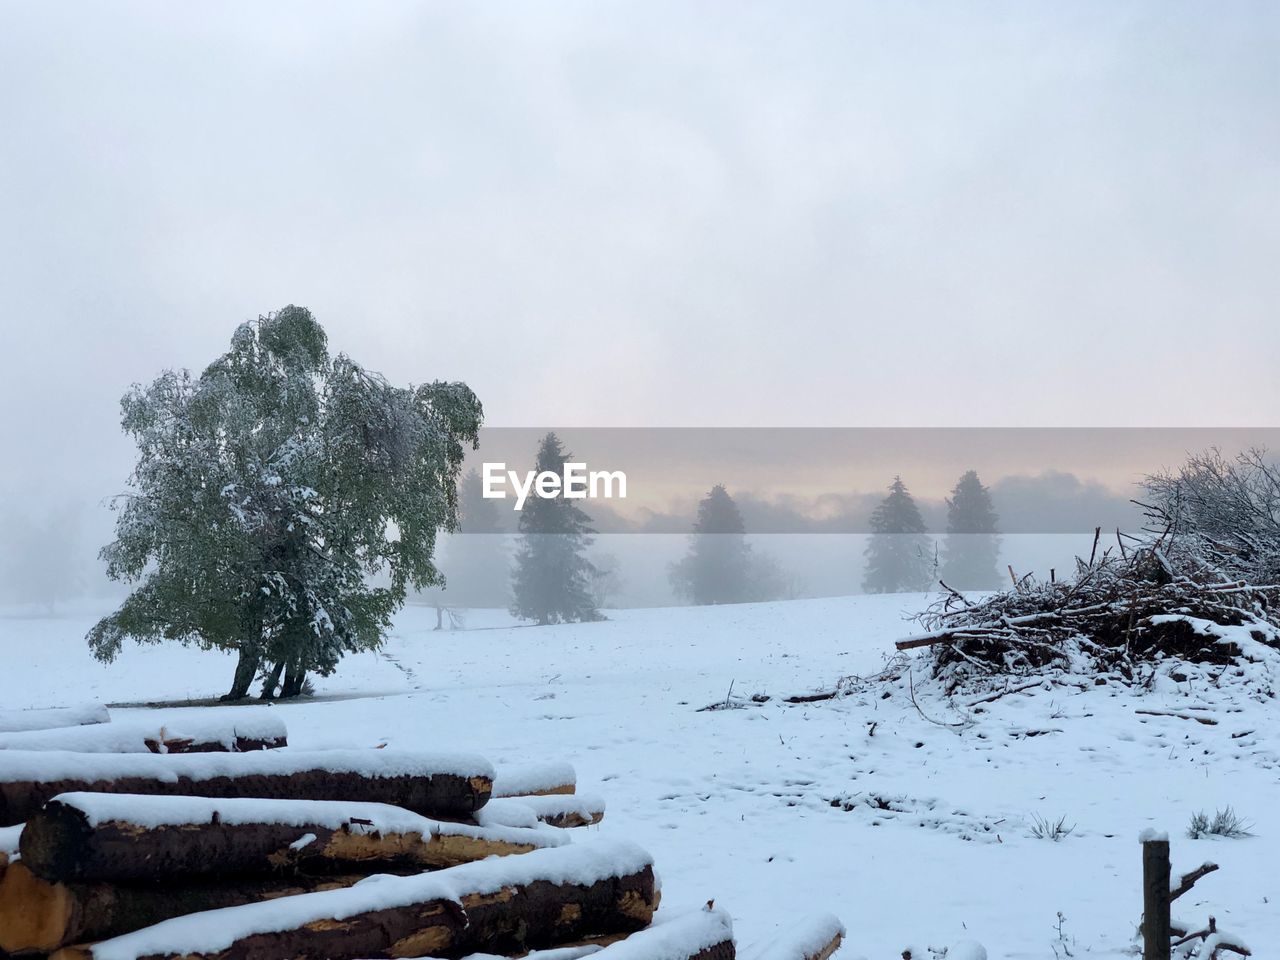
[2,595,1277,957]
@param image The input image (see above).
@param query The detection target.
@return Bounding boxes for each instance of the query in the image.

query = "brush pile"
[899,450,1280,692]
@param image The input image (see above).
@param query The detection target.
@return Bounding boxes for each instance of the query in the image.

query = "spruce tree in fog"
[88,306,482,699]
[862,476,932,593]
[510,433,601,624]
[940,470,1001,590]
[670,485,751,604]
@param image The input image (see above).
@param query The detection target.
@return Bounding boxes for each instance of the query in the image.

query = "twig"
[1171,862,1219,902]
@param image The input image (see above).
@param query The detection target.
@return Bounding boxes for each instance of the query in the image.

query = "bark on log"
[0,862,366,955]
[21,794,565,883]
[0,706,110,735]
[0,750,493,826]
[50,839,658,960]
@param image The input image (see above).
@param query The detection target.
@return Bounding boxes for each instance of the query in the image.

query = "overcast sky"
[2,1,1278,517]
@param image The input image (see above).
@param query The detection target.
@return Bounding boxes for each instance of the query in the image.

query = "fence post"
[1143,835,1171,960]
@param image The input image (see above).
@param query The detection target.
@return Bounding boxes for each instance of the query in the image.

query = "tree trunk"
[50,842,657,960]
[222,647,260,701]
[280,654,307,699]
[0,862,366,955]
[21,796,560,883]
[258,660,285,700]
[0,750,493,827]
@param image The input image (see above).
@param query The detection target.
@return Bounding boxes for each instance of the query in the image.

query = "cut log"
[0,705,110,735]
[479,795,605,830]
[0,712,287,754]
[586,906,734,960]
[741,914,844,960]
[478,796,605,831]
[50,838,658,960]
[492,762,576,798]
[0,749,494,826]
[0,861,369,955]
[471,906,735,960]
[21,793,567,883]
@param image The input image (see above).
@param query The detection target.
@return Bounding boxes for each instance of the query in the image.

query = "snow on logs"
[48,837,659,960]
[480,795,606,830]
[0,750,495,826]
[491,762,577,798]
[0,711,288,754]
[19,793,567,883]
[589,907,735,960]
[461,908,736,960]
[0,705,110,735]
[740,914,845,960]
[0,823,19,875]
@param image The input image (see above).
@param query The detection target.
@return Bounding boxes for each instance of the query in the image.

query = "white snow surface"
[3,596,1279,957]
[0,747,493,783]
[0,709,285,752]
[48,792,567,848]
[493,760,577,797]
[83,837,654,960]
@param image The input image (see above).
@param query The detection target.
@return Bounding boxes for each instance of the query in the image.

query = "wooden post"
[1143,836,1171,960]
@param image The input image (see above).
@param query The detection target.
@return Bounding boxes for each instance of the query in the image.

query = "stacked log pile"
[0,728,842,960]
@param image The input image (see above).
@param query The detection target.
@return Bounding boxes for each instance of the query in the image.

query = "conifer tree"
[940,469,1001,590]
[670,484,751,604]
[862,476,933,593]
[510,433,601,624]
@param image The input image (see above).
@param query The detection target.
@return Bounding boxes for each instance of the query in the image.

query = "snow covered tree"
[88,306,482,699]
[669,485,792,605]
[670,485,751,604]
[940,470,1001,590]
[862,476,933,593]
[1143,447,1280,583]
[509,433,601,624]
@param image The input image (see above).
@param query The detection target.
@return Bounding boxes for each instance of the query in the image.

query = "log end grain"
[0,861,76,954]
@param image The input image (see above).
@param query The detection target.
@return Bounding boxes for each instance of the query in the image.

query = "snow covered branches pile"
[902,449,1280,690]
